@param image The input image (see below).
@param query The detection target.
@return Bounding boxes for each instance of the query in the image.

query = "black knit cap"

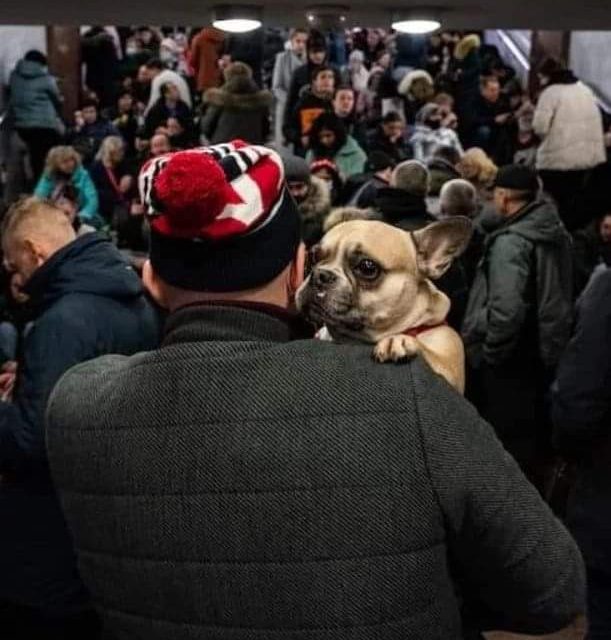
[494,164,540,193]
[366,151,395,173]
[139,142,301,293]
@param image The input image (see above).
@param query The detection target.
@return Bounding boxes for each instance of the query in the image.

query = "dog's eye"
[354,258,380,280]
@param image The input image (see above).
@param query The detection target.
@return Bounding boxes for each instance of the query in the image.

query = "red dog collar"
[403,321,448,338]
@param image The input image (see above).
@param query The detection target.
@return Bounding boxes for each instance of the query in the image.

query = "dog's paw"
[373,335,420,363]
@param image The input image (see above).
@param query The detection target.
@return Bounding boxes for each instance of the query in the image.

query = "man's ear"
[142,260,169,309]
[412,217,473,280]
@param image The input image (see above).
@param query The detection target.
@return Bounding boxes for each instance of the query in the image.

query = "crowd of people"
[0,22,610,640]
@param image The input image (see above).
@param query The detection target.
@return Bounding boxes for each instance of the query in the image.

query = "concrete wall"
[570,32,611,107]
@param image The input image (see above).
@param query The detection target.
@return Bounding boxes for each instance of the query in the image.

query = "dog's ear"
[412,217,473,280]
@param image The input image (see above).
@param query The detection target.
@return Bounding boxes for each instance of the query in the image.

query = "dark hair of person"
[308,112,348,157]
[24,50,48,66]
[432,145,462,166]
[311,65,334,83]
[375,48,389,62]
[80,98,99,110]
[160,82,178,98]
[480,74,500,89]
[145,58,164,71]
[538,56,566,78]
[382,111,403,124]
[306,29,327,53]
[334,85,354,98]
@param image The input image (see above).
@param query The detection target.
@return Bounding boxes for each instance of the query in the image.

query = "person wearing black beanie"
[463,163,573,482]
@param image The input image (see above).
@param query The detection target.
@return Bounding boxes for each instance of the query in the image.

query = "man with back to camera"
[46,142,585,640]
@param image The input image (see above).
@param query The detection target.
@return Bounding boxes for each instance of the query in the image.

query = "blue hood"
[24,234,144,313]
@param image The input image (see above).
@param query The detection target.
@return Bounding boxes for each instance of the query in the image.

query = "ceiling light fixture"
[305,5,350,29]
[391,8,443,34]
[212,5,263,33]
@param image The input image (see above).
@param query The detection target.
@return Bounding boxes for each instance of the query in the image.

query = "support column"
[46,27,81,123]
[529,30,571,95]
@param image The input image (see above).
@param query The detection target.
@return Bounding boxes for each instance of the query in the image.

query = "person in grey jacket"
[45,143,586,640]
[462,164,573,477]
[9,50,63,181]
[272,29,307,148]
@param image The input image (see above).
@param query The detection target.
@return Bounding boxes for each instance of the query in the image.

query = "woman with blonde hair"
[456,147,498,201]
[34,145,100,224]
[90,136,134,225]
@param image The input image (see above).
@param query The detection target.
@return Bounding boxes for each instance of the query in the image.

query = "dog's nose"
[312,268,337,288]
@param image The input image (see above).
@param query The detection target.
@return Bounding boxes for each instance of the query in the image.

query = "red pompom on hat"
[151,152,229,239]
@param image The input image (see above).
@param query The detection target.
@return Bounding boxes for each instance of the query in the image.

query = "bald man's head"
[2,197,76,286]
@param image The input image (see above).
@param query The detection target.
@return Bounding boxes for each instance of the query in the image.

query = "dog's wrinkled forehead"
[320,220,417,272]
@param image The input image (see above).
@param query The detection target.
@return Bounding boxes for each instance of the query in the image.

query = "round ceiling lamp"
[391,8,443,34]
[392,19,441,34]
[212,5,263,32]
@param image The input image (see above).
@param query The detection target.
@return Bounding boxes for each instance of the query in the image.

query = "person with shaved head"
[0,197,159,638]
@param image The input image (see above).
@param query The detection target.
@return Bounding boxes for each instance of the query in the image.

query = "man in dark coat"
[470,76,514,165]
[0,198,160,638]
[553,268,611,639]
[284,66,335,156]
[462,165,573,478]
[46,142,585,640]
[284,29,329,125]
[368,111,413,164]
[375,159,435,231]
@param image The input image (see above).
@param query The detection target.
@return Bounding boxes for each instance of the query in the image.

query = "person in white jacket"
[272,29,307,148]
[533,57,606,230]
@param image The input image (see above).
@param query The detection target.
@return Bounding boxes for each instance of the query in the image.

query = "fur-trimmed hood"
[298,176,331,222]
[204,76,272,110]
[455,34,481,61]
[398,69,434,97]
[323,206,380,233]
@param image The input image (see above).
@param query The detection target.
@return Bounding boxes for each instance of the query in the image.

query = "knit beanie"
[493,164,540,193]
[139,141,301,292]
[366,151,395,173]
[283,154,311,184]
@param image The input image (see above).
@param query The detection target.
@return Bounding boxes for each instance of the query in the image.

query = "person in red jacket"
[189,27,225,93]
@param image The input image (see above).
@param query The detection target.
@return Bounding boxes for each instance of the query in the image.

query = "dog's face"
[296,219,472,342]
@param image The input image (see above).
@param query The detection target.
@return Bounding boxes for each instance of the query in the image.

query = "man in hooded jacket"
[462,165,573,478]
[0,198,160,639]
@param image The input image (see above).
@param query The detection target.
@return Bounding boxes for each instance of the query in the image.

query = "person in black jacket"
[284,66,335,156]
[0,198,159,639]
[106,91,139,158]
[283,29,329,128]
[374,159,435,231]
[552,268,611,639]
[368,111,413,164]
[470,76,514,165]
[144,81,194,139]
[46,142,585,640]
